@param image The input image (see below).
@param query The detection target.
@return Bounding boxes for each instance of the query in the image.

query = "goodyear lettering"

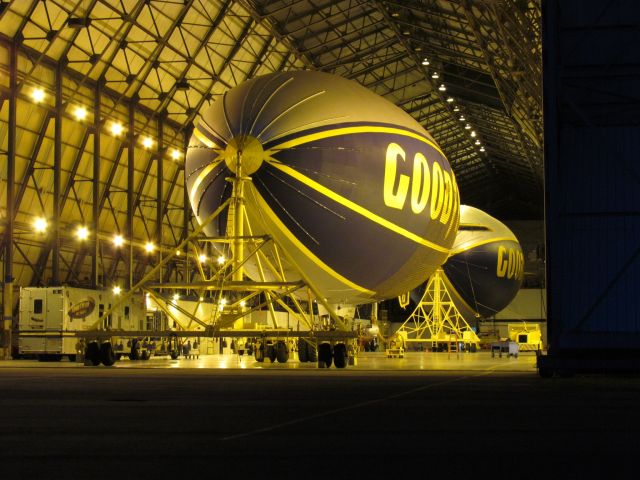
[383,142,455,226]
[497,246,525,280]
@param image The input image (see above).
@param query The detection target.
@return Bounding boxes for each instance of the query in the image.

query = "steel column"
[92,81,101,288]
[53,62,63,285]
[127,103,135,289]
[156,116,164,283]
[2,40,17,359]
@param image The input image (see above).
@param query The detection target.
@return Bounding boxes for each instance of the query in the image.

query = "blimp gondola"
[185,70,460,306]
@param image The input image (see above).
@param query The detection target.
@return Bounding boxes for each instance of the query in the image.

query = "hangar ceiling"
[0,0,542,291]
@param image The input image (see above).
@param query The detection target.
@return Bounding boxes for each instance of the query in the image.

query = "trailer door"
[18,289,47,354]
[45,289,64,330]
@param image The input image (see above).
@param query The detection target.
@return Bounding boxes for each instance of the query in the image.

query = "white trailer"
[19,286,149,364]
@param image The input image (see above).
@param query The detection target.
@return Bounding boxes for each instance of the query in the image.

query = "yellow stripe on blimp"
[268,125,446,158]
[267,161,450,254]
[250,186,375,295]
[449,237,517,256]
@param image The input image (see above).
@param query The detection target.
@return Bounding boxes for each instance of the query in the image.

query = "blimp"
[185,70,460,306]
[410,205,524,322]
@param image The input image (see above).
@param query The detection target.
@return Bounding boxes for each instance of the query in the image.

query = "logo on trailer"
[68,297,96,319]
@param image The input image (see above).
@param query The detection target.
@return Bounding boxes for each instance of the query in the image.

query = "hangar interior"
[0,0,547,364]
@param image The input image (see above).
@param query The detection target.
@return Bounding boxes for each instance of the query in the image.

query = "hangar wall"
[543,1,640,358]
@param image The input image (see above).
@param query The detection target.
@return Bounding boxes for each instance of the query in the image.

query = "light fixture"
[199,296,204,302]
[391,11,400,17]
[471,130,477,137]
[113,234,124,247]
[459,115,465,121]
[75,226,89,241]
[113,286,122,295]
[480,146,486,152]
[141,136,154,149]
[421,58,429,66]
[109,121,124,136]
[475,139,481,145]
[198,253,207,264]
[465,123,471,130]
[446,97,454,103]
[33,217,48,233]
[438,84,446,91]
[240,300,246,308]
[175,250,181,256]
[402,29,411,36]
[217,255,225,265]
[454,106,460,112]
[431,72,439,79]
[172,293,180,302]
[171,149,181,160]
[145,241,155,253]
[31,87,45,103]
[73,105,88,121]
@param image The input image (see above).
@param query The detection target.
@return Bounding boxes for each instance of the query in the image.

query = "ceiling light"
[471,130,477,137]
[431,72,439,79]
[172,293,180,302]
[198,254,207,264]
[175,250,181,256]
[145,242,155,253]
[73,105,88,121]
[459,115,465,121]
[141,136,154,149]
[453,106,460,112]
[171,149,182,160]
[33,217,48,233]
[113,234,124,247]
[110,121,124,136]
[421,58,429,66]
[76,226,89,241]
[402,30,411,36]
[199,296,204,302]
[465,124,471,130]
[240,300,246,308]
[391,11,400,18]
[217,255,225,265]
[438,84,446,91]
[446,97,454,103]
[475,139,481,145]
[480,146,485,152]
[113,286,122,295]
[31,87,45,103]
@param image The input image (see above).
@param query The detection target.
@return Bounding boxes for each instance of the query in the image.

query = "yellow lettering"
[430,162,444,220]
[497,246,508,278]
[383,143,410,210]
[507,248,516,279]
[410,152,430,214]
[440,169,452,225]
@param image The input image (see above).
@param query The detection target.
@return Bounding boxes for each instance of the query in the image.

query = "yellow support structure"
[396,268,480,350]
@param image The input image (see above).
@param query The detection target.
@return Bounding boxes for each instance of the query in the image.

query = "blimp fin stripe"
[248,185,375,296]
[267,160,450,254]
[193,127,219,149]
[449,237,518,256]
[267,125,446,159]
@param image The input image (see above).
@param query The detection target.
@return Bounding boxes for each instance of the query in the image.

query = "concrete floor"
[1,352,639,478]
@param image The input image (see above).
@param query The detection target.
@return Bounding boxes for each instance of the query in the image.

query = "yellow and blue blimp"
[185,70,460,305]
[440,205,524,319]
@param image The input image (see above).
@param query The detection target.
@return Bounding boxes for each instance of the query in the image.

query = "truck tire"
[254,342,265,362]
[318,342,333,368]
[297,338,309,363]
[267,343,277,363]
[67,354,77,362]
[140,350,150,361]
[333,343,348,369]
[129,339,141,360]
[100,342,116,366]
[307,342,318,362]
[170,349,179,360]
[275,341,289,363]
[86,342,101,366]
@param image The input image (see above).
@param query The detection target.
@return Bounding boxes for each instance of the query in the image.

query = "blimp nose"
[223,134,265,176]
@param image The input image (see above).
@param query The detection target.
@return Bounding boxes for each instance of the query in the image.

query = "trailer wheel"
[267,343,277,363]
[67,354,76,362]
[100,342,116,366]
[129,339,141,360]
[275,341,289,363]
[297,338,309,362]
[318,342,333,368]
[333,343,348,369]
[140,350,150,361]
[86,342,101,366]
[170,350,179,360]
[307,342,318,362]
[254,342,265,362]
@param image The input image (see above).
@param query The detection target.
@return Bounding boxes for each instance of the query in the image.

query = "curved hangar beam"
[186,71,460,305]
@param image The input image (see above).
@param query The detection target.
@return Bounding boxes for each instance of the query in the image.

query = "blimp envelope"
[441,205,524,319]
[186,70,459,305]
